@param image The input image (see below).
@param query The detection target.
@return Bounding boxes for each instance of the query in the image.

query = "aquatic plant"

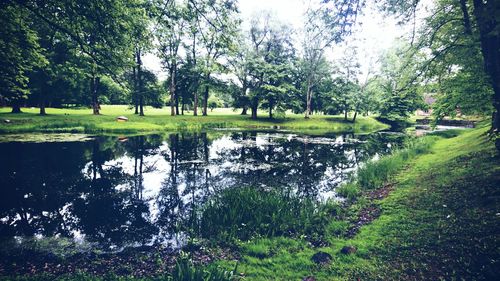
[198,187,344,242]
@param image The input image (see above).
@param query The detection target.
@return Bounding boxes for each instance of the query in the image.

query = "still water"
[0,131,404,252]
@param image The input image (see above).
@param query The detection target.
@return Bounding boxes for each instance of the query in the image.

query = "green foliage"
[336,182,360,201]
[417,0,494,121]
[207,97,223,111]
[367,41,425,123]
[99,76,129,104]
[169,253,237,281]
[199,187,344,242]
[0,3,47,111]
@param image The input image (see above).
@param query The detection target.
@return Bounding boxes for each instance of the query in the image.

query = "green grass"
[213,125,499,280]
[355,136,437,190]
[0,105,388,134]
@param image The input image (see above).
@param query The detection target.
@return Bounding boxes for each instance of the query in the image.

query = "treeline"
[0,0,498,127]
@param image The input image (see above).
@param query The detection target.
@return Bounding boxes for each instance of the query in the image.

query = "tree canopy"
[0,0,498,137]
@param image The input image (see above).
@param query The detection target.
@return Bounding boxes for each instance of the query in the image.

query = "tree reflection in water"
[0,131,404,251]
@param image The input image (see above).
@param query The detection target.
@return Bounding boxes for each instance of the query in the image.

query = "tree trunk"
[175,94,180,115]
[39,93,46,115]
[251,104,258,119]
[181,101,185,115]
[344,108,348,121]
[352,110,358,123]
[91,74,100,115]
[170,66,176,116]
[241,106,248,115]
[133,65,138,114]
[137,50,144,116]
[193,91,198,116]
[472,0,500,134]
[202,84,209,116]
[240,86,248,115]
[269,104,273,119]
[11,101,21,113]
[305,80,312,119]
[459,0,472,35]
[139,94,144,116]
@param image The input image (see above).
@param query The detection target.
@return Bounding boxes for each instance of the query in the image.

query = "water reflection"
[0,131,404,251]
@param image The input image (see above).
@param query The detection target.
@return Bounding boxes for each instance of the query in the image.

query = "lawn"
[0,105,388,135]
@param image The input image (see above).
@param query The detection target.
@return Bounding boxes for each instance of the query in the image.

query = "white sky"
[143,0,420,80]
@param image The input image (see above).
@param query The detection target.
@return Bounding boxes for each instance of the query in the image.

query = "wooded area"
[0,0,498,133]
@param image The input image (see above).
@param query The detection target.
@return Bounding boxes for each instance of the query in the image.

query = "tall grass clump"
[356,136,438,190]
[199,187,344,242]
[169,254,237,281]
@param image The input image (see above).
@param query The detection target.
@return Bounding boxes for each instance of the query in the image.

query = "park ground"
[0,109,498,280]
[0,105,387,135]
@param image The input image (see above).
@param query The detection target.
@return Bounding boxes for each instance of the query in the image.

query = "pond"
[0,130,405,253]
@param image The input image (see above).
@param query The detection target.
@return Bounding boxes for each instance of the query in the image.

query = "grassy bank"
[0,106,388,134]
[211,125,499,280]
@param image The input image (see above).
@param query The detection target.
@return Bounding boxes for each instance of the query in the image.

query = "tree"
[460,0,499,132]
[301,0,360,118]
[208,96,223,112]
[0,3,46,113]
[319,0,498,135]
[189,0,239,116]
[404,0,494,123]
[228,35,253,115]
[16,0,138,115]
[157,0,189,116]
[245,12,273,119]
[258,24,296,119]
[242,12,297,119]
[335,46,361,120]
[376,42,425,123]
[130,0,153,116]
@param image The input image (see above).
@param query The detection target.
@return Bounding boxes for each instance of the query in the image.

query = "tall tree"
[325,0,499,139]
[0,3,46,113]
[13,0,137,114]
[130,1,153,116]
[376,42,425,123]
[157,0,188,116]
[189,0,239,116]
[301,0,360,118]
